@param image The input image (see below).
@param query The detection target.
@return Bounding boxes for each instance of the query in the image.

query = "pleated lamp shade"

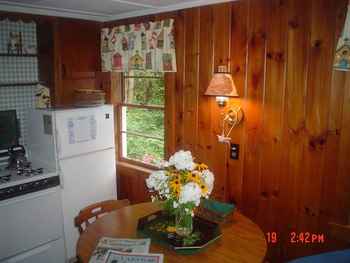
[205,73,239,97]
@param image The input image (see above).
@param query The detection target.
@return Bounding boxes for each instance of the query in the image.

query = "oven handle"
[5,242,53,263]
[0,187,59,207]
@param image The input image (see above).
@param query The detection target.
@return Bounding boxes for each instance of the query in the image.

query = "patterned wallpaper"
[0,19,38,147]
[0,56,38,84]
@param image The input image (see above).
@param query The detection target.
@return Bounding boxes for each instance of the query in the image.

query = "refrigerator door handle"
[55,129,62,157]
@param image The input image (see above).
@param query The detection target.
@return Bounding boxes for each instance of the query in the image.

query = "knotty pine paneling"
[108,0,349,261]
[209,3,232,200]
[197,5,214,181]
[183,8,200,154]
[279,0,312,258]
[242,0,267,219]
[55,19,101,106]
[227,0,248,208]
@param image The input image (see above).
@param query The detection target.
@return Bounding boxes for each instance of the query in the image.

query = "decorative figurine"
[35,84,51,108]
[8,32,22,54]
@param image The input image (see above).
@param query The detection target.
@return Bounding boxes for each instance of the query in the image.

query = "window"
[120,70,165,166]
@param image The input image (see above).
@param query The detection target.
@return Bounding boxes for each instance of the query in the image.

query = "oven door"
[0,187,65,261]
[1,238,65,263]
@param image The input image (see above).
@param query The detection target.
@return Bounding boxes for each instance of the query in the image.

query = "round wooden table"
[77,202,267,263]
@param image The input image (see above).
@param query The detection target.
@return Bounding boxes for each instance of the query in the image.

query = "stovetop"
[0,166,58,189]
[0,167,44,182]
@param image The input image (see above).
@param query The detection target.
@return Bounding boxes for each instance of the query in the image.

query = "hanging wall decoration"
[334,3,350,71]
[101,19,177,72]
[35,84,51,109]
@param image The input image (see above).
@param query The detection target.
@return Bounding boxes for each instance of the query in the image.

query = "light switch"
[230,143,239,160]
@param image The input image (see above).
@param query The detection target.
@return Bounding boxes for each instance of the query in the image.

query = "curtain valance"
[101,19,177,73]
[334,4,350,71]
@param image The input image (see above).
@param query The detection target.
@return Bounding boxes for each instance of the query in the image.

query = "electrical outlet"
[230,143,239,160]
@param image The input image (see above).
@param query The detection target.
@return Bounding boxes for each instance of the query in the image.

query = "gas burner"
[0,174,11,184]
[17,168,43,177]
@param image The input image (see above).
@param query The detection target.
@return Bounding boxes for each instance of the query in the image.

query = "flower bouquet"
[146,150,214,237]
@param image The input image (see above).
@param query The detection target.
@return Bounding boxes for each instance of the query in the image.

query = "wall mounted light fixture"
[205,65,238,107]
[205,65,244,144]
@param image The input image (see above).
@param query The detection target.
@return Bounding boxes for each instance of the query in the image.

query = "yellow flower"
[189,172,201,184]
[199,183,208,196]
[170,179,180,187]
[196,163,208,171]
[171,174,180,181]
[170,179,181,196]
[174,187,181,197]
[182,171,191,181]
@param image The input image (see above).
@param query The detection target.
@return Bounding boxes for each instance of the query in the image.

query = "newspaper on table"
[89,237,151,263]
[104,250,164,263]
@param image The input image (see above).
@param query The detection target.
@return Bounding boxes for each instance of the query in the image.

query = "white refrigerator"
[31,105,118,260]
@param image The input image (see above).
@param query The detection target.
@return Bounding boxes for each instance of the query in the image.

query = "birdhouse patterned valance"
[334,4,350,71]
[101,19,177,73]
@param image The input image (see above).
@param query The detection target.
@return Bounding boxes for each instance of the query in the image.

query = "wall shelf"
[0,82,39,87]
[0,53,38,57]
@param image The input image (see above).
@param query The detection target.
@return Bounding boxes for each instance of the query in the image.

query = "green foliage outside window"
[122,71,165,165]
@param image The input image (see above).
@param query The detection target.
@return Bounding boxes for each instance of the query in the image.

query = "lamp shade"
[205,73,239,97]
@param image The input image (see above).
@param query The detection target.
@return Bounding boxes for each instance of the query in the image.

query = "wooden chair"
[74,199,130,234]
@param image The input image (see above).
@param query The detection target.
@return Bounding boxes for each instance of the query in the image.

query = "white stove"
[0,110,65,263]
[0,160,60,198]
[0,166,64,263]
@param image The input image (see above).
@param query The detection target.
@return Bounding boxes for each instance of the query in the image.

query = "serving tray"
[137,211,222,254]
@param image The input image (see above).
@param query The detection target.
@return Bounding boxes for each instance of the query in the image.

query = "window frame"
[117,72,166,169]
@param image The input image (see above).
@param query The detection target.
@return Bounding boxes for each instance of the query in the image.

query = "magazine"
[89,237,151,263]
[104,250,164,263]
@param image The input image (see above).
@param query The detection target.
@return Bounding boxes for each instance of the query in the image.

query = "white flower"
[169,150,195,171]
[179,182,202,206]
[201,170,214,194]
[146,170,168,192]
[155,160,170,169]
[173,201,179,208]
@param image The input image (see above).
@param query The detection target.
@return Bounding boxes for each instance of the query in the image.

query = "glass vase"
[175,208,193,237]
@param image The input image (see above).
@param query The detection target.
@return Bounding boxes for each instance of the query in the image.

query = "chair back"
[74,199,130,234]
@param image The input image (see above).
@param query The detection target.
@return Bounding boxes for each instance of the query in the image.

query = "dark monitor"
[0,110,19,150]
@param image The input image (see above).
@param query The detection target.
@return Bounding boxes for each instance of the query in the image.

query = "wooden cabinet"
[54,19,101,106]
[5,13,103,107]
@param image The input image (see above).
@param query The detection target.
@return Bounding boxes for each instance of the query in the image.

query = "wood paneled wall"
[113,0,350,260]
[54,19,101,106]
[4,0,349,261]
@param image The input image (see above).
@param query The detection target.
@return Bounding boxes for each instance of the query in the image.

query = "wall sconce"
[205,65,243,144]
[205,65,238,107]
